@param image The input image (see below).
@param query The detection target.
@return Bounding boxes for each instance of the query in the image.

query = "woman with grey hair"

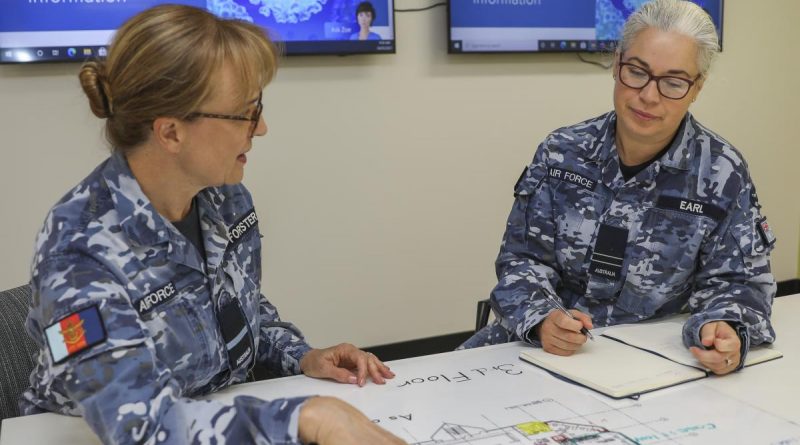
[461,0,776,376]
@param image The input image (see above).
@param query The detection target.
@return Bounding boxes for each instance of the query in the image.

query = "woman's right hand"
[535,309,593,356]
[298,396,407,445]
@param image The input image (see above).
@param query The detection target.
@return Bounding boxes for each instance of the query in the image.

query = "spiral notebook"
[519,319,782,399]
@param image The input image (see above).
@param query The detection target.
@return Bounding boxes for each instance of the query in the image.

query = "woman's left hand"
[689,321,741,375]
[300,343,395,386]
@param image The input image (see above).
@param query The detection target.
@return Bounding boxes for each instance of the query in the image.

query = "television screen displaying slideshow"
[449,0,723,54]
[0,0,395,63]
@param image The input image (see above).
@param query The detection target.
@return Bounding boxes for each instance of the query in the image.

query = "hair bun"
[79,62,113,119]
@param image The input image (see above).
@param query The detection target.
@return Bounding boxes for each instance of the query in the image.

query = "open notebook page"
[519,335,706,399]
[602,319,782,370]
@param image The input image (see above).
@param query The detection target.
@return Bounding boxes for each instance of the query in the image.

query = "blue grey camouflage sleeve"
[490,142,561,345]
[256,295,313,376]
[682,169,776,356]
[28,254,310,444]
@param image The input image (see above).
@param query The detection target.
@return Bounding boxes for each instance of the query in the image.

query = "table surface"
[3,294,799,445]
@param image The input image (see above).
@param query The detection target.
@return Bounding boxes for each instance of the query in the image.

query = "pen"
[541,288,594,341]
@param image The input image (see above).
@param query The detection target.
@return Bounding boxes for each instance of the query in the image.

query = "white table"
[3,294,799,445]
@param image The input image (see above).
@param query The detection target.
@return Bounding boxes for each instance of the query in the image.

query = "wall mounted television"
[448,0,723,54]
[0,0,395,63]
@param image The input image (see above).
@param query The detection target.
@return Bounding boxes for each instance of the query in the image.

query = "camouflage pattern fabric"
[462,112,776,359]
[21,152,313,444]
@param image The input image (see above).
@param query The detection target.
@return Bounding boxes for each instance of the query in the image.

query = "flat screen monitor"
[448,0,723,54]
[0,0,395,63]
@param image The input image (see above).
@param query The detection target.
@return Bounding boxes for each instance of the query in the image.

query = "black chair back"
[476,298,492,332]
[0,285,37,422]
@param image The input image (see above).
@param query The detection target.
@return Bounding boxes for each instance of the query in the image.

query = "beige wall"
[1,2,798,348]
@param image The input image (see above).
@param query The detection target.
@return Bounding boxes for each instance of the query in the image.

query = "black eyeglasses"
[186,92,263,138]
[618,56,701,100]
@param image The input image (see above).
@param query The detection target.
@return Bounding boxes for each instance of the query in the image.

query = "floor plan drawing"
[386,387,800,445]
[355,353,800,445]
[215,343,800,445]
[414,419,638,445]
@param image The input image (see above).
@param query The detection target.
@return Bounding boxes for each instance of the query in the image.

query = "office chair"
[475,298,492,332]
[0,284,37,422]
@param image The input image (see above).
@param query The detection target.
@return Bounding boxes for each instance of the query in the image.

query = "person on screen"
[460,0,776,376]
[350,1,382,41]
[20,5,405,445]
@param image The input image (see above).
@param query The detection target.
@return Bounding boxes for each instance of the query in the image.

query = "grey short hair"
[618,0,720,76]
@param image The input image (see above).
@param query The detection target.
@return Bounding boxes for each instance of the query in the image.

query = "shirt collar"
[659,113,695,171]
[587,111,695,171]
[100,151,171,247]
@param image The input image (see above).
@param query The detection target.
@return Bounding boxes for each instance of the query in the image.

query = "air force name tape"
[228,209,258,245]
[137,282,177,315]
[45,305,107,364]
[548,167,597,191]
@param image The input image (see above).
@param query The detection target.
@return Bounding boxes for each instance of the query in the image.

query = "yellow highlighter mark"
[516,421,551,435]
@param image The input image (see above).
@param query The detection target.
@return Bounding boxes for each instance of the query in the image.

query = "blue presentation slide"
[208,0,392,41]
[450,0,595,29]
[450,0,723,53]
[0,0,205,32]
[0,0,392,41]
[595,0,721,40]
[0,0,396,61]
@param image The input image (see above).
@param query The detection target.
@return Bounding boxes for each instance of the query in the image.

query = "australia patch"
[513,166,529,192]
[45,306,107,364]
[757,217,776,247]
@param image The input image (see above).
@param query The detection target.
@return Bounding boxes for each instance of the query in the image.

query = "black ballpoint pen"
[541,288,594,341]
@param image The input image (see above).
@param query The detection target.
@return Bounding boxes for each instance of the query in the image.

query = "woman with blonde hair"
[21,5,404,444]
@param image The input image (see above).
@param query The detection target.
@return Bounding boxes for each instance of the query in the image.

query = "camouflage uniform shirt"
[462,112,776,358]
[21,152,314,444]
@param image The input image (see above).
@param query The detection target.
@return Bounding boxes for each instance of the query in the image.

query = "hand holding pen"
[541,288,594,341]
[534,288,595,356]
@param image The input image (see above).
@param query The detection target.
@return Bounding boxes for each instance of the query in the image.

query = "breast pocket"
[137,279,216,390]
[550,181,602,276]
[619,208,710,317]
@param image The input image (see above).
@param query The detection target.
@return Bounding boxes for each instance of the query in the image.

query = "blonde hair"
[79,5,279,151]
[619,0,720,76]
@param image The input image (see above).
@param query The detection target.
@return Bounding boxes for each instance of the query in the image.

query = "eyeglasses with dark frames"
[617,55,701,100]
[186,92,263,138]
